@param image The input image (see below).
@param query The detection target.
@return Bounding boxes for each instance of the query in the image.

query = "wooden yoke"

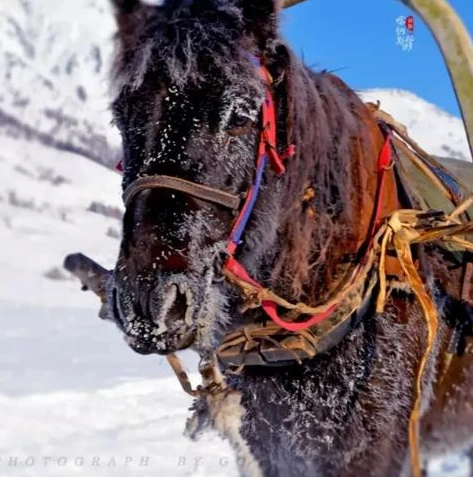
[400,0,473,160]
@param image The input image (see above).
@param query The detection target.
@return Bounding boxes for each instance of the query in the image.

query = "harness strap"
[123,175,241,210]
[224,132,393,331]
[368,129,393,241]
[225,62,293,252]
[374,210,441,477]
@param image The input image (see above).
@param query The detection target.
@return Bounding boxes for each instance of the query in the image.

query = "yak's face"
[107,0,278,355]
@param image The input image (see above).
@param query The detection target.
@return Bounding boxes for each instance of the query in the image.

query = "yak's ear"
[241,0,281,46]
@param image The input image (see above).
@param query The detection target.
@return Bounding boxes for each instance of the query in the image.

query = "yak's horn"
[400,0,473,160]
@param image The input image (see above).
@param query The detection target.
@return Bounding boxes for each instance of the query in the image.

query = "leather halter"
[123,175,241,210]
[121,57,288,214]
[122,58,296,291]
[121,57,391,333]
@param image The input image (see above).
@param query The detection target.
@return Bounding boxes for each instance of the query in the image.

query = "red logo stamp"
[405,15,415,32]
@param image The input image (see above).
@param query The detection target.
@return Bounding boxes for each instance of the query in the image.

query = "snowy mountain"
[359,88,472,162]
[0,1,471,476]
[0,0,120,167]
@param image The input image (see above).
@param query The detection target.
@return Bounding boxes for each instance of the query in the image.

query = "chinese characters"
[395,15,415,52]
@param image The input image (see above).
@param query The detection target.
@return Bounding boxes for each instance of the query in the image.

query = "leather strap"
[123,175,241,210]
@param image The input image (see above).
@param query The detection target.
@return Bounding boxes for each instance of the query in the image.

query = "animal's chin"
[124,327,196,355]
[112,282,199,355]
[120,304,198,355]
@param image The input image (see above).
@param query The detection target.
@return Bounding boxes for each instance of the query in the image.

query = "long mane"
[271,57,380,302]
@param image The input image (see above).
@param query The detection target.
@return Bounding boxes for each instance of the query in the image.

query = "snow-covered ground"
[0,137,239,477]
[0,306,239,477]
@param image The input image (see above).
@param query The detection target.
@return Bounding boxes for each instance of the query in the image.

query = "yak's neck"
[227,317,375,477]
[264,69,399,304]
[227,295,432,477]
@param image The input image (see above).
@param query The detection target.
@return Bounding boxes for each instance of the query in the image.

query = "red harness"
[222,62,393,332]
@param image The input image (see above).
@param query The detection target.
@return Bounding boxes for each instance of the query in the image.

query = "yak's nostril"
[164,290,188,327]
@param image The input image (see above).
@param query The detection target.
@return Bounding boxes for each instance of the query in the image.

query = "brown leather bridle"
[123,175,241,210]
[120,57,307,332]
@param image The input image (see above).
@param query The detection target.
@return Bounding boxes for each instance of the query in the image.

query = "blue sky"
[280,0,473,117]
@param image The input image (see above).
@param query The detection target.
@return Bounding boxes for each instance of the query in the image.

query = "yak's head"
[108,0,292,355]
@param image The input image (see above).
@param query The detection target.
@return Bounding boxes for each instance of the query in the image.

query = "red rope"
[225,133,393,331]
[262,300,339,331]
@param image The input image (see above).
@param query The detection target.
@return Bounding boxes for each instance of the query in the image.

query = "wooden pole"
[282,0,306,8]
[400,0,473,160]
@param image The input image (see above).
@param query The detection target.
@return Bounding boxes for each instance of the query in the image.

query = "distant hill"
[360,89,471,162]
[0,0,120,168]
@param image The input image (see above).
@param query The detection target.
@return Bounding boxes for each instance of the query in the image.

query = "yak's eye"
[226,112,253,136]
